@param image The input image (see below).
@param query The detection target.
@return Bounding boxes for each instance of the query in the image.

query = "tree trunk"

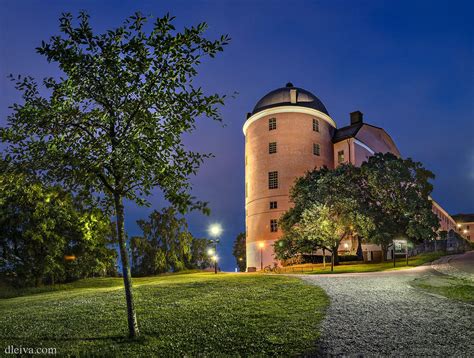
[333,246,340,266]
[356,236,363,261]
[322,248,326,269]
[114,193,139,338]
[330,249,334,272]
[381,244,387,262]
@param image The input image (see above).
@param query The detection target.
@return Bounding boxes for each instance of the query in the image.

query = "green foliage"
[0,170,116,287]
[232,232,246,271]
[0,273,329,356]
[131,208,211,275]
[1,11,231,337]
[360,153,439,256]
[277,154,439,265]
[1,11,229,211]
[277,165,373,268]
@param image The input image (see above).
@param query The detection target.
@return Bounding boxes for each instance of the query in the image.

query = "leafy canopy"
[1,11,230,211]
[232,232,246,272]
[0,168,116,287]
[131,207,211,275]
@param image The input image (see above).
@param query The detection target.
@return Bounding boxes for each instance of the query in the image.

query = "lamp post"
[208,224,222,274]
[259,242,264,271]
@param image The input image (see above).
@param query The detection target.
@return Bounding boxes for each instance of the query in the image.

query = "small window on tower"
[269,117,277,131]
[268,171,278,189]
[313,143,320,156]
[270,201,278,209]
[270,219,278,232]
[313,118,320,132]
[269,142,277,154]
[338,150,345,163]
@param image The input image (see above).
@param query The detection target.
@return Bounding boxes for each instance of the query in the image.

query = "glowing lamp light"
[463,229,468,234]
[207,248,215,256]
[259,242,265,249]
[64,255,76,261]
[212,255,218,262]
[344,243,349,249]
[457,224,462,228]
[208,223,223,238]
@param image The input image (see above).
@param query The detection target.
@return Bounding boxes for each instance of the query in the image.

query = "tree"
[0,169,116,287]
[131,207,210,275]
[232,232,246,272]
[361,153,439,260]
[293,203,373,271]
[277,164,372,268]
[188,236,213,270]
[1,12,230,337]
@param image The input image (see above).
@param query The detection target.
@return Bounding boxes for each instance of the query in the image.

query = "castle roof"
[252,83,329,116]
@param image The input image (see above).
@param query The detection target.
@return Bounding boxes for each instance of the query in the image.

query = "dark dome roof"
[252,83,329,116]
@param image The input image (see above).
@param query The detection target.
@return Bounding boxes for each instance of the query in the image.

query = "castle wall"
[244,109,335,270]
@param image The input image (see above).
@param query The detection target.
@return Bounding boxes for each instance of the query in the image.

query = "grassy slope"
[411,275,474,303]
[283,251,447,274]
[0,273,329,357]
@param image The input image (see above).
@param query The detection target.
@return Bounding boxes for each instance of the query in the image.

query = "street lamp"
[259,242,264,271]
[208,223,223,274]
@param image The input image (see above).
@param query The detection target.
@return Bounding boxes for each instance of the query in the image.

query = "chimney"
[350,111,363,125]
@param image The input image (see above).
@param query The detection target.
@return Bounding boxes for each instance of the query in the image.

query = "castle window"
[269,117,277,131]
[269,142,277,154]
[313,118,320,132]
[313,143,320,156]
[338,150,345,163]
[270,201,278,209]
[268,171,278,189]
[270,219,278,232]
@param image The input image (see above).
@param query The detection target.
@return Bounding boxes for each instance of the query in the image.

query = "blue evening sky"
[1,0,473,271]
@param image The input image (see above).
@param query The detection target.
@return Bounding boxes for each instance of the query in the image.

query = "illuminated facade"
[452,214,474,242]
[244,83,461,270]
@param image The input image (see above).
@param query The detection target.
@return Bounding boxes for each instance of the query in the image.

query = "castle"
[243,83,461,270]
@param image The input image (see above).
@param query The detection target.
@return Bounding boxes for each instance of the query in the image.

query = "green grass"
[0,273,329,356]
[281,251,448,274]
[411,275,474,303]
[0,269,203,299]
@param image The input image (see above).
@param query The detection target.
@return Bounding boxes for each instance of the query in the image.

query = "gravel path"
[431,251,474,282]
[301,260,474,357]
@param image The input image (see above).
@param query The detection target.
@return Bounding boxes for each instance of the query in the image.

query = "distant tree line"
[131,207,212,276]
[275,153,440,271]
[0,164,117,287]
[0,163,213,286]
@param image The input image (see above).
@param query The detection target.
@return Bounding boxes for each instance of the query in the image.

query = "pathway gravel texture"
[431,251,474,282]
[301,254,474,357]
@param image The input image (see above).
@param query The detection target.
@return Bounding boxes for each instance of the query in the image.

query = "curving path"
[301,252,474,357]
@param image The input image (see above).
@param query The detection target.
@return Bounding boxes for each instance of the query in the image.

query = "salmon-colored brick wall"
[244,110,335,269]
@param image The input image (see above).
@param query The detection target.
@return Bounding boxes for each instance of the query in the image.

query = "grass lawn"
[411,274,474,303]
[0,273,328,356]
[281,251,448,274]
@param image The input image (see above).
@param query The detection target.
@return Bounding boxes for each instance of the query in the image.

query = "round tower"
[243,83,337,270]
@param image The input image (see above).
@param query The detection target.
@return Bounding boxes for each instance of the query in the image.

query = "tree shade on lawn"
[0,273,329,356]
[1,12,230,338]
